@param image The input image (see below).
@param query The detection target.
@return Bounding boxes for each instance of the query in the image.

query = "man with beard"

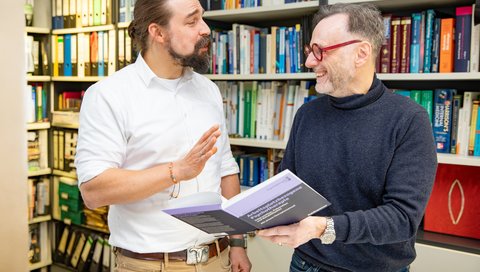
[257,3,437,272]
[74,0,251,271]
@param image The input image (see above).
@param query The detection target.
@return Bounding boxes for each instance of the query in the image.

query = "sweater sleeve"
[333,110,437,244]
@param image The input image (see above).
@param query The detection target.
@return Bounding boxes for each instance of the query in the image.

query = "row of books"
[209,16,312,75]
[52,30,116,77]
[27,130,48,172]
[26,83,48,123]
[29,223,48,264]
[52,0,113,29]
[217,80,316,141]
[200,0,311,11]
[53,222,112,271]
[57,90,85,111]
[233,148,284,187]
[28,177,50,220]
[25,35,49,76]
[377,5,479,74]
[394,89,480,156]
[118,0,135,23]
[117,28,137,70]
[53,128,78,173]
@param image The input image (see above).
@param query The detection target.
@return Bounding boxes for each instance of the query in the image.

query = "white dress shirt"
[74,53,239,253]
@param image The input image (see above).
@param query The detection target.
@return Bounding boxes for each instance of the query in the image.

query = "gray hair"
[313,3,385,58]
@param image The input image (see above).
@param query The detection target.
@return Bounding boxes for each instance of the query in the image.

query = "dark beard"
[168,36,211,74]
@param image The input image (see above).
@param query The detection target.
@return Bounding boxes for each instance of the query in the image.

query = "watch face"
[321,233,335,244]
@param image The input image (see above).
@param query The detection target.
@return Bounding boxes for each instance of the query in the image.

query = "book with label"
[163,169,330,235]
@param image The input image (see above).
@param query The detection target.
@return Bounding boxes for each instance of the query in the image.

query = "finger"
[196,124,220,146]
[257,225,291,237]
[196,129,221,155]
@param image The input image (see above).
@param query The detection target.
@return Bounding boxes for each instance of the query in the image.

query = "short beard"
[167,36,211,74]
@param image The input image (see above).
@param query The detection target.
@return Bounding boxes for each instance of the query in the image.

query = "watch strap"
[229,238,247,248]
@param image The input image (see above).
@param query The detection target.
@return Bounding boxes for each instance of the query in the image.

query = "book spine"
[423,10,435,73]
[450,95,462,154]
[431,18,441,72]
[433,89,454,153]
[400,17,412,73]
[410,13,422,73]
[454,6,473,72]
[439,18,455,73]
[390,17,402,73]
[380,14,392,73]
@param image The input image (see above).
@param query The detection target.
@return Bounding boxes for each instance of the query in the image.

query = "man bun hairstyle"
[127,0,173,52]
[313,3,385,58]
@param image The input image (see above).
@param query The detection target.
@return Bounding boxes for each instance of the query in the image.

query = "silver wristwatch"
[319,217,336,244]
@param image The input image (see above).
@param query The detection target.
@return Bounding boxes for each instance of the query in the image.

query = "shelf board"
[52,76,104,82]
[437,154,480,167]
[27,75,51,82]
[377,72,480,81]
[206,72,315,80]
[29,215,52,225]
[417,230,480,255]
[53,169,77,179]
[28,168,52,177]
[27,122,50,130]
[229,137,287,149]
[118,22,130,28]
[25,26,50,34]
[29,259,52,271]
[328,0,472,11]
[204,1,319,22]
[52,24,115,34]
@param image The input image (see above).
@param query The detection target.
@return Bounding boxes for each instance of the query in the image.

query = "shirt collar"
[135,52,195,88]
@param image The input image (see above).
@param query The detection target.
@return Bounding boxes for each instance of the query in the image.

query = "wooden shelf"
[229,137,287,149]
[52,111,79,128]
[53,169,77,179]
[204,1,319,22]
[28,168,51,177]
[29,259,52,271]
[25,26,50,34]
[118,22,130,28]
[52,24,115,34]
[417,230,480,255]
[437,154,480,167]
[206,72,315,80]
[52,76,104,82]
[378,72,480,81]
[328,0,472,11]
[29,215,52,225]
[27,75,50,82]
[27,122,50,130]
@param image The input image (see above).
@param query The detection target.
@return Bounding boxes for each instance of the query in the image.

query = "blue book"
[63,34,72,76]
[254,32,260,74]
[279,27,286,74]
[433,89,455,153]
[423,10,436,73]
[410,13,422,73]
[474,106,480,156]
[98,32,105,77]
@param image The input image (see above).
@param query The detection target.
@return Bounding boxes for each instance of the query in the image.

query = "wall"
[0,0,29,270]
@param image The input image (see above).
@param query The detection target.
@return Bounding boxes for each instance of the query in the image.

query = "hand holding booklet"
[163,169,330,235]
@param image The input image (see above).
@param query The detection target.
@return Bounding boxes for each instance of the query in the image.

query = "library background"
[7,0,480,271]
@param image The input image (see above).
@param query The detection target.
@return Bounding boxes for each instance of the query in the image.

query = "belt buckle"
[186,245,209,264]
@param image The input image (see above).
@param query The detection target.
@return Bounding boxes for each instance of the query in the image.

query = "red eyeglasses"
[304,40,362,62]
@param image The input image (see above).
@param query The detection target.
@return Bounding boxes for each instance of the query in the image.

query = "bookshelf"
[25,2,52,270]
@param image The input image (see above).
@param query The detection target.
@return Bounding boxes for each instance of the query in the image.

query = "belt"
[116,237,229,261]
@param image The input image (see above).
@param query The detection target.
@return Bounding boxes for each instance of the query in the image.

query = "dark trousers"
[289,252,410,272]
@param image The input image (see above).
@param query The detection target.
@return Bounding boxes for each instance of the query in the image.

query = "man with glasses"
[258,3,437,272]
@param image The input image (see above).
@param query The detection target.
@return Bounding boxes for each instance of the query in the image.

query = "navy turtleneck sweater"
[279,76,437,272]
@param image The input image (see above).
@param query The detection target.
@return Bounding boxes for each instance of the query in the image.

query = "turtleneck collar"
[328,74,384,110]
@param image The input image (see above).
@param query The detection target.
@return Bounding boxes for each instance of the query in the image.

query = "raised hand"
[174,124,221,181]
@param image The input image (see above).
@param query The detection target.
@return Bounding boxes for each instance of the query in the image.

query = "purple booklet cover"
[163,169,330,235]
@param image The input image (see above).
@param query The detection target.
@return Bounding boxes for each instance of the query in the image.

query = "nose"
[305,53,319,69]
[200,18,211,36]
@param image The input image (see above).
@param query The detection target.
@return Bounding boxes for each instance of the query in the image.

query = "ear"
[355,41,372,67]
[147,23,167,44]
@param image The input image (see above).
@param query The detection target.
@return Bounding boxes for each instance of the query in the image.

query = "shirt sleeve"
[74,82,127,185]
[210,81,239,177]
